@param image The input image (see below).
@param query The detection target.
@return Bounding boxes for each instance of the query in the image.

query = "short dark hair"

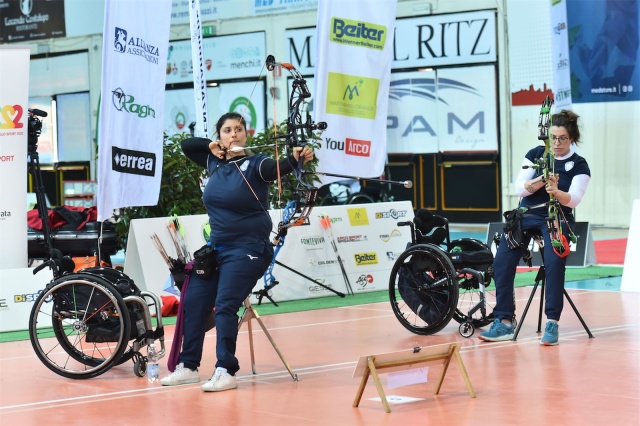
[552,109,581,144]
[215,112,247,138]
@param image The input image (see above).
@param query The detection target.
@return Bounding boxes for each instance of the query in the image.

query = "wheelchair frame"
[29,267,166,379]
[389,216,496,338]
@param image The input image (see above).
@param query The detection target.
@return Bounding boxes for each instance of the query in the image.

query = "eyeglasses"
[552,135,570,143]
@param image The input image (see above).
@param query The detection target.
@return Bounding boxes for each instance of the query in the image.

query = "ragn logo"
[331,17,386,51]
[112,146,156,177]
[375,209,407,219]
[326,72,379,120]
[354,252,378,266]
[114,26,160,64]
[112,88,156,118]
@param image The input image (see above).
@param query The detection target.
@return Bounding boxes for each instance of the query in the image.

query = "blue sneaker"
[540,321,559,346]
[478,318,514,342]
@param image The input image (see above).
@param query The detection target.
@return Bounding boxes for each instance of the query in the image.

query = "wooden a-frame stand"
[352,342,475,413]
[238,298,299,381]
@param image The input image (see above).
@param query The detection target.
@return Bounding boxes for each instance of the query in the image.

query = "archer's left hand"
[293,146,314,164]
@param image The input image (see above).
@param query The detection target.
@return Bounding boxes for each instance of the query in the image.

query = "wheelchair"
[389,209,496,337]
[29,264,165,379]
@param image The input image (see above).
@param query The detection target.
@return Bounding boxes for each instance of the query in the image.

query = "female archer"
[479,109,591,346]
[160,112,314,391]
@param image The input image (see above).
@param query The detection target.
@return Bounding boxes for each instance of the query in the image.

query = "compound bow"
[524,95,576,257]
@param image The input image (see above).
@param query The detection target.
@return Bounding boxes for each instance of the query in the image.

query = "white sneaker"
[160,363,200,386]
[201,367,238,392]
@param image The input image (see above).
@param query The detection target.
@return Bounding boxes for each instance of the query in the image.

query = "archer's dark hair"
[552,109,581,144]
[215,112,247,138]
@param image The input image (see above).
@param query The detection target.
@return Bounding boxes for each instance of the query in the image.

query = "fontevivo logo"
[330,17,387,50]
[326,72,379,120]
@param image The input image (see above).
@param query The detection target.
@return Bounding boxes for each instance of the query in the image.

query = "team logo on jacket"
[565,161,574,171]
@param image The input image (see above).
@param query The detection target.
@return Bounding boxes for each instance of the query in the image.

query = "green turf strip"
[2,266,622,343]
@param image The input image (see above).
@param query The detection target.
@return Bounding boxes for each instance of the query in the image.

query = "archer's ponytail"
[552,110,581,144]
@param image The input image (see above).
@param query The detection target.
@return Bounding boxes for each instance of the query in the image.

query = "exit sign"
[202,25,215,37]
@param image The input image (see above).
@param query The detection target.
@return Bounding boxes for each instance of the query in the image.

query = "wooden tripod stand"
[238,298,298,381]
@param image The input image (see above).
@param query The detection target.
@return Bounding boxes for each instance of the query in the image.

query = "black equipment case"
[28,221,120,259]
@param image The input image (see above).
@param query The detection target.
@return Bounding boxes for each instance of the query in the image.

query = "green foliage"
[114,132,207,248]
[114,124,320,249]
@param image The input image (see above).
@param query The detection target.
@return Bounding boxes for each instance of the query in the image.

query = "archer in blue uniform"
[160,112,314,391]
[480,110,591,346]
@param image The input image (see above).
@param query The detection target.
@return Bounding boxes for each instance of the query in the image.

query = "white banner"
[550,0,572,110]
[123,201,413,301]
[387,66,498,153]
[314,0,398,185]
[97,0,172,221]
[189,0,209,138]
[0,46,30,269]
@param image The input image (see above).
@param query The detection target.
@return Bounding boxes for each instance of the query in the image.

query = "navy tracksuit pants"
[492,212,573,322]
[178,242,273,375]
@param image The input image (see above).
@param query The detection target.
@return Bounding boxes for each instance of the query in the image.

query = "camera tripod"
[26,109,63,277]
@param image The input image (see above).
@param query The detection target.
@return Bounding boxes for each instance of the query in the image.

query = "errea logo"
[112,146,156,177]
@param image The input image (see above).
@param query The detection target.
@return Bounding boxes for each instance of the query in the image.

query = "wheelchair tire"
[389,244,459,335]
[29,273,131,379]
[449,238,496,329]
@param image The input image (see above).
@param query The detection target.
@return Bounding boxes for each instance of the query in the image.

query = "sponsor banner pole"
[550,0,572,110]
[314,0,398,185]
[189,0,210,138]
[97,0,173,222]
[0,46,30,269]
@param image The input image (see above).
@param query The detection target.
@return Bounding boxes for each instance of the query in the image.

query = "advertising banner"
[0,0,65,43]
[97,0,172,221]
[386,66,498,153]
[314,0,398,184]
[550,0,572,110]
[166,32,266,84]
[189,0,210,138]
[0,46,30,269]
[567,0,639,103]
[124,201,413,301]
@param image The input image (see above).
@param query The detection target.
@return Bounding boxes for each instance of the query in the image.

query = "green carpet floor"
[1,266,622,344]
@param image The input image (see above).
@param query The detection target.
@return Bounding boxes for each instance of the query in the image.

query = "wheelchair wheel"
[450,239,496,330]
[29,273,131,379]
[389,244,459,335]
